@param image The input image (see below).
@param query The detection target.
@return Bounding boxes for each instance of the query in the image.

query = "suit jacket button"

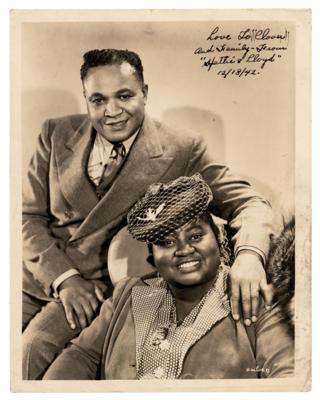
[180,373,194,379]
[64,210,73,219]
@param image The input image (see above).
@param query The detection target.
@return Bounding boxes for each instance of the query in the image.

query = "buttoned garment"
[43,273,294,380]
[22,113,274,380]
[23,113,274,301]
[134,265,230,379]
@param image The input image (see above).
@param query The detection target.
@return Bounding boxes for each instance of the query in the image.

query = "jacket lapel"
[131,270,231,379]
[56,117,99,217]
[70,116,174,241]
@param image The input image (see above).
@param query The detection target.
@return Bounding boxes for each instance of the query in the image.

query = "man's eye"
[119,94,133,101]
[91,98,104,105]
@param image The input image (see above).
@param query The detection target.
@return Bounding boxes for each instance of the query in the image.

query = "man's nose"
[104,100,122,117]
[175,240,195,257]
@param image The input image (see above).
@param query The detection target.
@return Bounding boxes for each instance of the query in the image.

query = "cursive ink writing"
[201,55,236,71]
[194,44,215,55]
[193,25,290,78]
[246,52,276,69]
[217,67,259,79]
[207,26,231,41]
[216,43,250,53]
[238,28,289,43]
[255,43,288,52]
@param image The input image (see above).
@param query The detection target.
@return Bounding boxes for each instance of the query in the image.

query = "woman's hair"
[146,210,232,267]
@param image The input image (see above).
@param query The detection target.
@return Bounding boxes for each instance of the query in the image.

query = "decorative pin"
[159,339,170,350]
[151,326,169,346]
[137,203,165,222]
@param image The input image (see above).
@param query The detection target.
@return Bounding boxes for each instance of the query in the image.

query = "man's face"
[83,62,148,143]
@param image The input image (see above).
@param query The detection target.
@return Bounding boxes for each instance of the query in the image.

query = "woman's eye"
[157,239,175,248]
[190,233,203,241]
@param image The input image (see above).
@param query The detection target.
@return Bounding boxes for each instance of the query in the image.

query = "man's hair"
[80,49,144,83]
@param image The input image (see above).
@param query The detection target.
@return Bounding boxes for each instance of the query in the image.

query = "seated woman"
[44,174,294,380]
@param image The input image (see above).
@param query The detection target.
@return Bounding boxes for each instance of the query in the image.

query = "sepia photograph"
[10,7,311,393]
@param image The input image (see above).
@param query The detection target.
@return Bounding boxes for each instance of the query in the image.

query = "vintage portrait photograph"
[10,7,311,394]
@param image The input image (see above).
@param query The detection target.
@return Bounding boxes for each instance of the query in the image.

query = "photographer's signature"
[246,365,270,374]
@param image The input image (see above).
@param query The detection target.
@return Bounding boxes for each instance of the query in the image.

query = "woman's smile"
[152,217,221,290]
[177,260,200,272]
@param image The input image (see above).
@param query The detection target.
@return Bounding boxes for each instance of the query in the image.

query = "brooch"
[151,326,170,349]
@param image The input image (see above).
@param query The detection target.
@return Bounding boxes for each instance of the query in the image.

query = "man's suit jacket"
[43,276,294,380]
[23,114,273,300]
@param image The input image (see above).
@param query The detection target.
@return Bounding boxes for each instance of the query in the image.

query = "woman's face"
[152,217,221,289]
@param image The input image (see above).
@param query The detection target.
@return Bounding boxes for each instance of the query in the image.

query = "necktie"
[96,142,126,199]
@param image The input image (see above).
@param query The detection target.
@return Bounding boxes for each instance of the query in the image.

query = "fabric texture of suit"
[43,276,294,380]
[23,113,273,301]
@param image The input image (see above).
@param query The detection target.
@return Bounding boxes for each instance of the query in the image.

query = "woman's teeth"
[178,261,199,271]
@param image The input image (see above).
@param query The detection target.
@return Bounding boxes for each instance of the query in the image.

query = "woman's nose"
[174,241,195,257]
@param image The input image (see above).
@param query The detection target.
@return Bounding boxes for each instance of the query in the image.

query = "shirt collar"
[96,128,140,157]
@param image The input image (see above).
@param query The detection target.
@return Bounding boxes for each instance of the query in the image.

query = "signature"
[246,365,270,374]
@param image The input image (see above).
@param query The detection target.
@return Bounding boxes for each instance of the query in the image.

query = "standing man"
[22,49,273,379]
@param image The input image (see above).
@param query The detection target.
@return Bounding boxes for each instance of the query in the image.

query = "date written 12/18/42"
[217,67,260,78]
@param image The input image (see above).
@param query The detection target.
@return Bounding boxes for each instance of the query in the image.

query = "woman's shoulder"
[112,272,158,303]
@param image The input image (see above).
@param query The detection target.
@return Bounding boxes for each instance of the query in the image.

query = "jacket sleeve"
[186,133,274,256]
[43,277,134,380]
[43,299,113,379]
[254,304,294,378]
[23,120,77,296]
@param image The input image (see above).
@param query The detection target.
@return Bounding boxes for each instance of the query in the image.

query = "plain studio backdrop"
[21,19,295,232]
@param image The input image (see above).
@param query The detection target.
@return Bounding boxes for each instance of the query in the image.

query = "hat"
[127,173,213,243]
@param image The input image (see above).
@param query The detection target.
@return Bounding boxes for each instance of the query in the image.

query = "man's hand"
[58,275,108,330]
[229,251,273,326]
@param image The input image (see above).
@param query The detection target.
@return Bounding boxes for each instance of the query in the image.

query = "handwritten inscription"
[194,26,290,78]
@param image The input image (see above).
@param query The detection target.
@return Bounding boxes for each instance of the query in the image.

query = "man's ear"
[142,84,149,103]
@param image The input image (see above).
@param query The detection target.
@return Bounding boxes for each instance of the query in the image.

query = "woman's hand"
[229,251,273,325]
[58,275,107,330]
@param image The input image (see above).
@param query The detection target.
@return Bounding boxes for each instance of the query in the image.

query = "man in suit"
[22,49,274,379]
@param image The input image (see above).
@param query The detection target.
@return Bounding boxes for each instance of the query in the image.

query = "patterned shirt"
[87,130,139,186]
[131,264,231,379]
